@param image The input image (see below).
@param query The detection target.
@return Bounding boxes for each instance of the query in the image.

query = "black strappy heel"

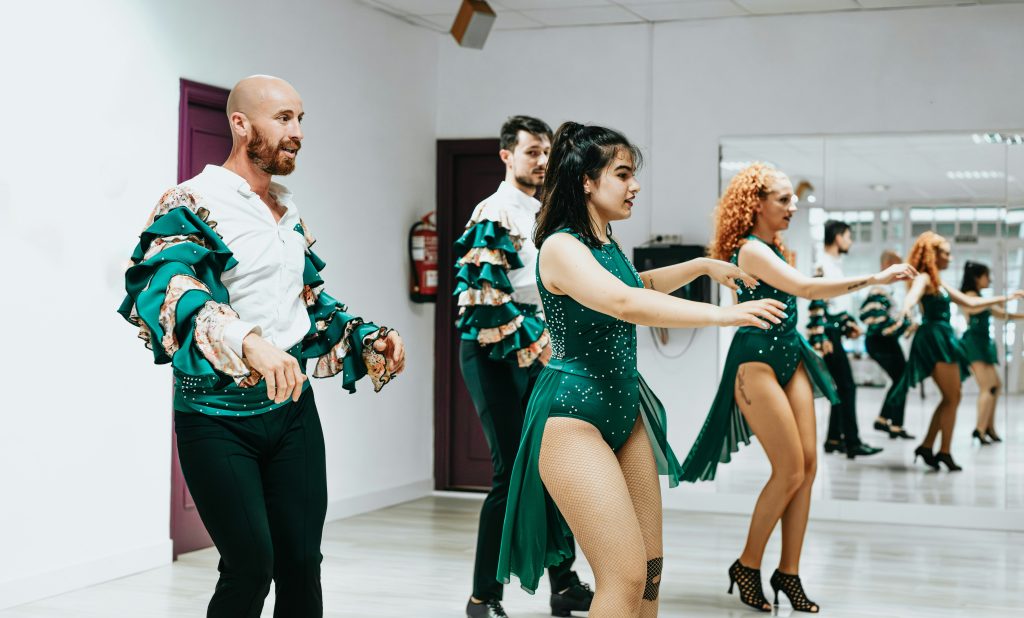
[770,568,820,613]
[728,559,771,612]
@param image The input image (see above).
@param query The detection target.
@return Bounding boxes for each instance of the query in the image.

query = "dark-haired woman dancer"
[496,124,787,617]
[958,260,1024,444]
[889,232,1022,471]
[681,163,917,613]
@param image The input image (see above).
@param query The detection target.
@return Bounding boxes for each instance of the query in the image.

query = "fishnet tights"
[539,415,663,617]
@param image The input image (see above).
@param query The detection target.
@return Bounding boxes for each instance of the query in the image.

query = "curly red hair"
[710,162,791,262]
[907,231,947,292]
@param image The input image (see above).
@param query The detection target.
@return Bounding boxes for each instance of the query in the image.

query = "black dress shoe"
[873,420,894,437]
[467,598,508,618]
[986,428,1003,443]
[890,427,915,440]
[823,440,846,454]
[846,443,883,459]
[551,581,593,617]
[972,429,992,445]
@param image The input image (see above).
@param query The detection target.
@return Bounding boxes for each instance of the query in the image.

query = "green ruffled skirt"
[961,333,999,365]
[886,322,969,407]
[680,330,839,483]
[496,368,682,594]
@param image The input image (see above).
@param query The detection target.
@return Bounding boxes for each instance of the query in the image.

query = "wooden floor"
[3,494,1022,617]
[713,388,1024,509]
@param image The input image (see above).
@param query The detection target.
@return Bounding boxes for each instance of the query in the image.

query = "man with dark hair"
[807,219,883,459]
[455,115,592,618]
[119,76,405,617]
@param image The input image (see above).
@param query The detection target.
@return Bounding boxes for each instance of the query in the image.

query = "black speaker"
[632,244,711,303]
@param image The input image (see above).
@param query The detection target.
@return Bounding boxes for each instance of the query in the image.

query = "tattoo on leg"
[738,367,752,405]
[644,557,663,601]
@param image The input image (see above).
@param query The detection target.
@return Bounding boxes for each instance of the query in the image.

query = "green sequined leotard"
[886,289,970,406]
[680,235,839,483]
[496,230,683,594]
[961,309,999,365]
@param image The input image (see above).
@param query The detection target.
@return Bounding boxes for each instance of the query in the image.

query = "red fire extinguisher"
[409,211,438,303]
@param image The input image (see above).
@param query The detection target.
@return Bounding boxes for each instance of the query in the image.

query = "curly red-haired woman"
[888,232,1023,471]
[681,163,916,613]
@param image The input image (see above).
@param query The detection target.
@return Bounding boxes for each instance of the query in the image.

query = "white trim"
[437,486,1024,532]
[432,489,487,501]
[663,492,1024,532]
[326,478,434,522]
[0,540,172,610]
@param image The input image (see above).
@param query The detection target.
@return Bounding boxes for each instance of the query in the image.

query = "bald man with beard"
[118,75,405,617]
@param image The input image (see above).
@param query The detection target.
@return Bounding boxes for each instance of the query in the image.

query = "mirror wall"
[715,132,1024,512]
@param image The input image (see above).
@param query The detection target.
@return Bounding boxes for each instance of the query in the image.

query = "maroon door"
[172,79,232,558]
[434,139,506,490]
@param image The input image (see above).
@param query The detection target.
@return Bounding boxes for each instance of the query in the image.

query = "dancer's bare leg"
[924,362,962,453]
[970,362,1000,435]
[735,362,806,577]
[778,365,817,575]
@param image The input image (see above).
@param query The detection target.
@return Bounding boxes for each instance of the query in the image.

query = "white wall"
[437,23,655,253]
[0,0,436,609]
[436,3,1024,507]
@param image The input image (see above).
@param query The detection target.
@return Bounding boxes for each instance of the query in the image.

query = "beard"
[838,246,850,255]
[515,173,542,190]
[247,126,300,176]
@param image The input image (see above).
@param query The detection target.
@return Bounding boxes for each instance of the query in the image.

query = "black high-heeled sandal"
[914,445,940,471]
[986,428,1003,443]
[770,569,819,613]
[936,452,963,471]
[728,559,771,612]
[972,429,992,445]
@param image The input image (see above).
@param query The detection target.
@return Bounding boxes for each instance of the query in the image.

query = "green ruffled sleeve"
[453,215,549,368]
[806,299,828,351]
[294,221,396,393]
[859,289,909,337]
[830,310,859,338]
[117,188,257,389]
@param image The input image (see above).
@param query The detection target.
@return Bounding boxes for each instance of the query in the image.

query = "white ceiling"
[721,133,1024,211]
[358,0,1024,32]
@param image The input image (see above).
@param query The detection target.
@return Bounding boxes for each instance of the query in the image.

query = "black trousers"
[865,333,908,427]
[175,388,327,618]
[459,340,577,601]
[822,328,862,448]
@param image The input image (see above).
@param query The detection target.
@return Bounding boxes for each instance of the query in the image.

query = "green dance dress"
[961,310,999,365]
[680,235,839,483]
[885,289,970,407]
[496,230,683,594]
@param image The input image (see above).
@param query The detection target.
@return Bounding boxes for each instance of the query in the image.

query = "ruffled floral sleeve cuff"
[118,188,258,388]
[453,207,549,367]
[294,219,399,393]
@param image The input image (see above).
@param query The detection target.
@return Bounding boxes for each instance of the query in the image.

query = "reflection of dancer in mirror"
[958,260,1024,445]
[680,163,916,614]
[860,250,918,440]
[808,220,884,459]
[497,124,787,618]
[890,232,1024,471]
